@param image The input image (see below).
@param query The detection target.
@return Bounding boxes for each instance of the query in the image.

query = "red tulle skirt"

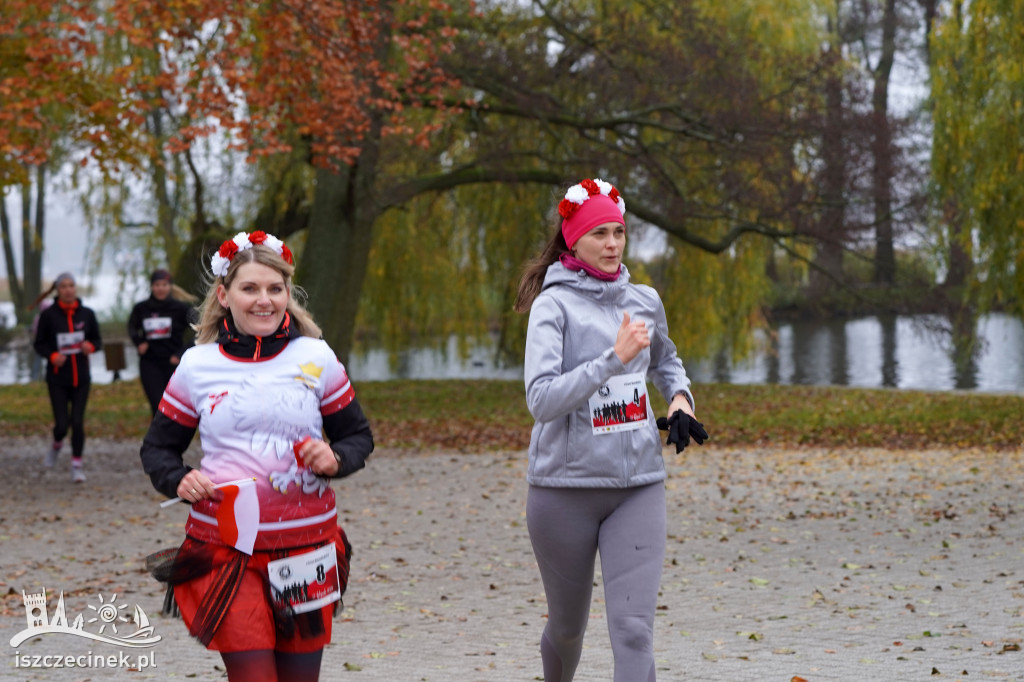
[150,526,351,653]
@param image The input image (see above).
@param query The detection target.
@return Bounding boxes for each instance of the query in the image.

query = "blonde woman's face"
[573,221,626,275]
[216,262,289,337]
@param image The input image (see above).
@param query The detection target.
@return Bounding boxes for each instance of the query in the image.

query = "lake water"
[2,307,1022,393]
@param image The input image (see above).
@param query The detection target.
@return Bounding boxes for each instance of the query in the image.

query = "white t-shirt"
[159,336,355,549]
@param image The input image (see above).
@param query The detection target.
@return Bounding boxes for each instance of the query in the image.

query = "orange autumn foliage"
[1,0,463,184]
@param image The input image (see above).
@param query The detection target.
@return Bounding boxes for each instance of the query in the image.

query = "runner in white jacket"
[515,178,698,682]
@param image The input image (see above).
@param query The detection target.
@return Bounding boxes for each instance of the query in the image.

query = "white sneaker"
[45,441,62,468]
[71,465,86,483]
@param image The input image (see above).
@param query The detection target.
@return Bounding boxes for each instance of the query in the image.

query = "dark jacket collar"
[217,312,297,360]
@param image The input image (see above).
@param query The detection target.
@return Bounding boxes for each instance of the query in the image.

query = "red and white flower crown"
[210,231,293,278]
[557,178,626,221]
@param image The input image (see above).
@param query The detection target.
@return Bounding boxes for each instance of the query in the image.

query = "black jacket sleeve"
[323,398,374,478]
[33,309,55,359]
[140,413,197,498]
[127,302,146,348]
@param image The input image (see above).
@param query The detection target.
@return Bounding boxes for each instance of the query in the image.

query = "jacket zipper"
[66,307,79,386]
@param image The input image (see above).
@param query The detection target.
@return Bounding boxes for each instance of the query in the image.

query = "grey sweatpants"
[526,482,666,682]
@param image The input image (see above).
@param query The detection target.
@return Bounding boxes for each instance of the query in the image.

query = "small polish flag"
[216,479,259,555]
[293,435,312,468]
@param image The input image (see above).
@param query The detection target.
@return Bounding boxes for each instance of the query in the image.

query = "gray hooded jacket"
[524,262,693,488]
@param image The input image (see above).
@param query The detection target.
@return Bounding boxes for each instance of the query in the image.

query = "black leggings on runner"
[527,482,666,682]
[47,382,91,458]
[139,357,175,414]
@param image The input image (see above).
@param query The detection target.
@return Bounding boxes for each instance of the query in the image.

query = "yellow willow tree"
[930,0,1024,312]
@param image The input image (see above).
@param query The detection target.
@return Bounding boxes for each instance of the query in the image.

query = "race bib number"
[57,331,85,355]
[142,316,173,340]
[268,543,341,614]
[589,373,649,435]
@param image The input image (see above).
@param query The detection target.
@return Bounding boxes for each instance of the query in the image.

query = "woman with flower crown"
[514,179,706,682]
[140,231,374,682]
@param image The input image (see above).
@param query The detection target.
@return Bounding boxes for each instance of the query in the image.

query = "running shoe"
[71,464,86,483]
[45,441,63,468]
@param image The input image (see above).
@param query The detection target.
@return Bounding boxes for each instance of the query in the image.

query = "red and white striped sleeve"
[320,355,356,416]
[158,365,200,428]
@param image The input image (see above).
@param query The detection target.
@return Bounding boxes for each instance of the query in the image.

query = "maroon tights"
[221,649,323,682]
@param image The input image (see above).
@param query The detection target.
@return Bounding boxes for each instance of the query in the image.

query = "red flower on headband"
[579,179,600,195]
[210,231,292,277]
[608,187,620,203]
[558,198,580,220]
[218,240,239,259]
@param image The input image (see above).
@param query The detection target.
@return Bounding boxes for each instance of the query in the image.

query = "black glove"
[656,410,708,453]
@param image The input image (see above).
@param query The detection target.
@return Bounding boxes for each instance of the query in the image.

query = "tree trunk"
[872,0,897,285]
[19,167,45,324]
[300,161,380,364]
[943,199,972,289]
[148,108,180,258]
[298,0,393,363]
[810,38,846,297]
[0,193,25,313]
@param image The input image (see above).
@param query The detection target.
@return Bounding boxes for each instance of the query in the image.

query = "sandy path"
[2,438,1023,681]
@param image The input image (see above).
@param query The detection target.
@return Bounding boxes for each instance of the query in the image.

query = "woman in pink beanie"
[514,178,705,681]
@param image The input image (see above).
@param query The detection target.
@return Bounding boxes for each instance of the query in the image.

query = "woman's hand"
[138,342,149,356]
[667,393,694,421]
[614,312,650,365]
[296,438,339,477]
[52,354,67,368]
[170,355,180,366]
[177,470,217,504]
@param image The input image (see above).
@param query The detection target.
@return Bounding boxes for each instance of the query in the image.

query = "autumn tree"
[3,0,463,333]
[1,0,146,320]
[254,0,899,361]
[6,0,951,365]
[355,0,848,360]
[930,0,1024,313]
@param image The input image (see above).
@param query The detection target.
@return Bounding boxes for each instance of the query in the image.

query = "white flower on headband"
[558,178,626,220]
[210,230,294,278]
[263,234,284,255]
[232,232,253,251]
[210,253,231,278]
[564,184,590,205]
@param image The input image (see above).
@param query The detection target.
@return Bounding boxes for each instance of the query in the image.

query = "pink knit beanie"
[558,178,626,248]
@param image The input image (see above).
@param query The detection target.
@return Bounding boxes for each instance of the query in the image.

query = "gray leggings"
[527,482,666,682]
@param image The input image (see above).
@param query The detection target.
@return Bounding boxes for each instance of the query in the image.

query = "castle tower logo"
[10,588,161,648]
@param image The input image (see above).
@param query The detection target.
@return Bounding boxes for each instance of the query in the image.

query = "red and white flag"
[216,478,260,555]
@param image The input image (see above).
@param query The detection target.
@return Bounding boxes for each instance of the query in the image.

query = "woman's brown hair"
[513,226,570,314]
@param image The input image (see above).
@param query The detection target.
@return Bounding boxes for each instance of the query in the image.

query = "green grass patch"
[1,380,1021,451]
